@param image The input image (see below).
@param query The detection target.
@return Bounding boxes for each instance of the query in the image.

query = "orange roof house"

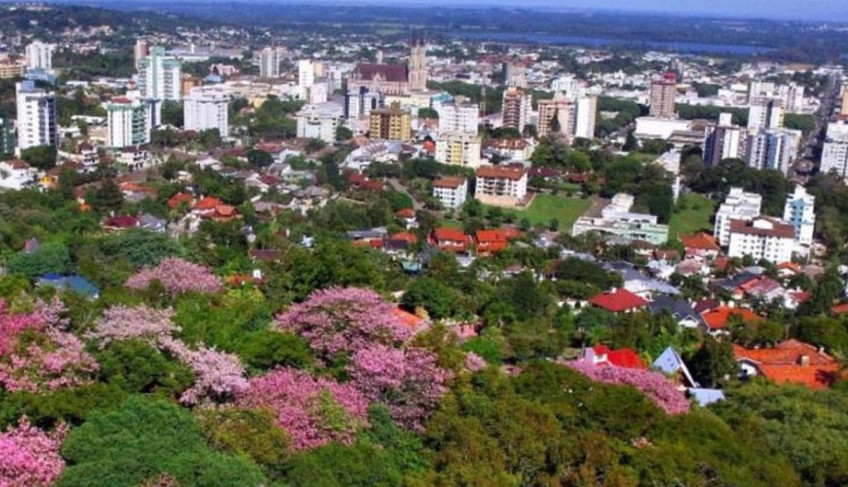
[734,339,842,389]
[431,227,470,252]
[586,345,648,369]
[168,192,194,210]
[700,306,761,333]
[395,208,416,220]
[475,229,510,253]
[589,288,648,313]
[193,196,224,212]
[679,232,720,253]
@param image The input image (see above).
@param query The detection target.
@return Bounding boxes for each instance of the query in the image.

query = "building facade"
[369,107,411,141]
[649,73,677,119]
[296,102,343,143]
[474,164,528,207]
[820,120,848,181]
[745,129,799,174]
[346,36,427,96]
[432,176,468,209]
[572,193,670,245]
[25,41,55,71]
[106,98,150,148]
[15,81,57,153]
[783,185,816,246]
[537,92,574,139]
[727,216,795,263]
[703,113,745,166]
[714,187,763,245]
[184,87,229,136]
[435,133,482,168]
[435,101,479,135]
[137,47,182,101]
[501,87,531,131]
[747,96,784,131]
[258,47,281,78]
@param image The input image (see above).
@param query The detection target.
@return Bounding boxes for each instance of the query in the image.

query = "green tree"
[199,128,223,150]
[687,337,736,387]
[247,149,274,168]
[20,145,57,170]
[161,100,184,128]
[335,124,353,141]
[402,277,455,319]
[7,242,72,278]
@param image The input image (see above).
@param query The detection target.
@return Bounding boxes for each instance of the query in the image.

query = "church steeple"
[408,31,427,92]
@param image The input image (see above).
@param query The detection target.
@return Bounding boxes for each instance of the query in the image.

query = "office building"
[572,193,670,245]
[435,100,479,135]
[714,187,762,245]
[298,59,316,89]
[25,41,55,71]
[474,164,528,207]
[727,216,795,263]
[184,87,229,136]
[745,129,798,174]
[258,47,281,78]
[537,92,574,139]
[649,72,677,119]
[435,133,482,168]
[137,47,182,101]
[106,97,150,148]
[820,120,848,181]
[432,177,468,210]
[345,88,383,119]
[703,113,745,166]
[501,87,531,131]
[15,81,57,153]
[296,102,343,143]
[369,107,411,141]
[783,185,816,246]
[747,96,784,130]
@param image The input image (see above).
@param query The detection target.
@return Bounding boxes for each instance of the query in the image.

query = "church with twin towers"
[345,33,428,96]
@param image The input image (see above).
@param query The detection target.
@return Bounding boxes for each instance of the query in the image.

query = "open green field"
[668,193,716,239]
[515,194,592,230]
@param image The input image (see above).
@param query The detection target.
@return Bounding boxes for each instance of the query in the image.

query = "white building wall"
[184,88,229,136]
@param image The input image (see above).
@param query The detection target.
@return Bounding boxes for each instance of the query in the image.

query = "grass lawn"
[515,194,592,230]
[668,193,717,239]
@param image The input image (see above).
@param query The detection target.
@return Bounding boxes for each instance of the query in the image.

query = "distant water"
[460,32,774,55]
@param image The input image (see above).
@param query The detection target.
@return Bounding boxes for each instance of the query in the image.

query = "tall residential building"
[501,87,531,131]
[25,41,55,70]
[184,87,229,136]
[841,84,848,117]
[727,216,795,264]
[432,177,468,210]
[134,39,150,69]
[258,47,281,78]
[820,120,848,181]
[369,107,411,141]
[0,118,14,156]
[344,88,383,119]
[550,75,583,97]
[573,96,597,140]
[703,113,745,166]
[137,47,182,101]
[435,133,482,168]
[475,164,528,207]
[714,187,762,246]
[783,185,816,246]
[296,102,344,143]
[504,63,527,88]
[107,97,150,148]
[537,92,574,139]
[15,81,57,153]
[298,59,316,89]
[649,72,677,119]
[435,101,479,135]
[747,96,784,130]
[745,129,798,174]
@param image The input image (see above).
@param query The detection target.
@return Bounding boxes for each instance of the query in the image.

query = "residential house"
[102,215,139,231]
[395,208,417,228]
[138,213,166,232]
[431,227,471,253]
[734,339,842,389]
[475,229,510,254]
[589,288,649,313]
[652,347,726,406]
[0,159,36,190]
[727,216,795,263]
[583,345,647,369]
[649,295,706,329]
[432,176,468,210]
[679,232,720,259]
[36,274,100,299]
[700,306,761,335]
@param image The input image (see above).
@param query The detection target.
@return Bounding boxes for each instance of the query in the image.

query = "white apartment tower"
[184,87,229,136]
[435,101,479,135]
[435,133,482,168]
[107,97,150,148]
[746,129,796,174]
[25,41,55,70]
[573,96,597,140]
[259,47,281,78]
[820,120,848,181]
[714,187,763,246]
[703,113,745,166]
[747,96,784,131]
[15,81,57,153]
[783,185,816,246]
[298,59,316,89]
[137,47,182,101]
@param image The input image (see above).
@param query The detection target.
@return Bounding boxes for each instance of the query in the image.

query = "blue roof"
[653,347,685,375]
[688,388,726,407]
[37,274,100,298]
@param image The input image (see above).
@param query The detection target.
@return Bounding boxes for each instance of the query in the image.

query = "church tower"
[408,32,427,92]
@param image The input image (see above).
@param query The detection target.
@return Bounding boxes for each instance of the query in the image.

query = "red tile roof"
[432,227,470,252]
[352,63,408,83]
[831,302,848,315]
[393,307,426,329]
[168,192,194,209]
[193,196,224,211]
[679,232,720,251]
[395,208,415,219]
[476,164,526,181]
[103,215,139,229]
[729,217,795,239]
[476,229,509,253]
[733,339,841,389]
[432,177,465,189]
[592,345,648,369]
[390,232,418,244]
[701,306,761,331]
[589,289,648,313]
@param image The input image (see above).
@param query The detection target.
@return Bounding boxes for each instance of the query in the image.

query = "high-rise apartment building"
[369,107,411,141]
[703,113,745,166]
[746,129,797,174]
[649,72,677,118]
[0,118,14,156]
[107,97,150,148]
[134,39,150,69]
[258,47,281,78]
[435,101,479,135]
[25,41,55,71]
[15,81,57,153]
[783,185,816,246]
[820,120,848,181]
[537,92,574,139]
[298,59,316,89]
[296,102,344,143]
[747,96,784,130]
[573,96,597,140]
[435,133,482,168]
[137,47,182,101]
[184,87,229,136]
[501,87,531,131]
[714,187,762,245]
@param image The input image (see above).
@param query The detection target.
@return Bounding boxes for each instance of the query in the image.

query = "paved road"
[803,73,840,164]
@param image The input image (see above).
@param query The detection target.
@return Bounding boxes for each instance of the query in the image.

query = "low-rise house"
[649,295,706,329]
[431,227,471,253]
[700,306,761,335]
[679,232,720,259]
[102,215,139,231]
[168,192,194,210]
[584,345,647,369]
[589,288,649,313]
[475,229,511,254]
[0,159,36,190]
[395,208,417,228]
[652,347,726,406]
[733,339,842,389]
[138,213,166,232]
[727,216,795,264]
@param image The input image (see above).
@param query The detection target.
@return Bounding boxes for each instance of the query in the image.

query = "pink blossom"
[562,360,691,415]
[276,287,412,361]
[125,258,223,296]
[464,352,487,372]
[0,416,67,487]
[86,305,178,348]
[348,345,452,430]
[238,368,370,451]
[161,338,248,405]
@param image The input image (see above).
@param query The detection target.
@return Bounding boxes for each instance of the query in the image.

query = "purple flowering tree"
[86,305,178,348]
[125,257,223,296]
[238,367,370,451]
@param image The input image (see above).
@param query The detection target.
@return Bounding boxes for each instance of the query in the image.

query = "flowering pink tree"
[86,305,178,348]
[0,416,67,487]
[161,338,248,405]
[0,301,98,394]
[348,345,452,430]
[238,368,370,451]
[125,258,223,296]
[562,360,690,415]
[276,288,412,361]
[464,352,487,372]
